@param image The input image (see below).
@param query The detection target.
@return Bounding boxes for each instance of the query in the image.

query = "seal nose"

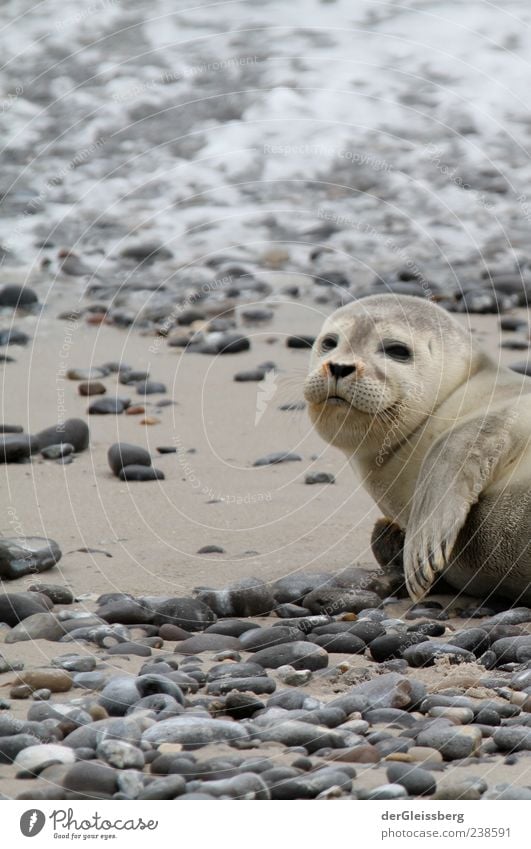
[328,362,356,379]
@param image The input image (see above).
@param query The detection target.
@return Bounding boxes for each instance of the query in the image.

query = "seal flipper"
[371,517,405,570]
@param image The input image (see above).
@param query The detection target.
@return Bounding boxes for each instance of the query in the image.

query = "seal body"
[303,293,531,604]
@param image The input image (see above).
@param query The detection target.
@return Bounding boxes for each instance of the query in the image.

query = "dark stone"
[28,584,73,605]
[0,734,41,763]
[88,398,130,415]
[107,443,151,476]
[272,572,334,604]
[224,692,265,719]
[62,761,118,798]
[152,597,216,631]
[121,242,173,263]
[96,599,154,625]
[286,335,315,349]
[310,633,366,654]
[136,380,167,395]
[118,465,165,481]
[174,634,240,654]
[253,451,302,466]
[205,619,260,638]
[0,328,30,346]
[0,433,39,462]
[252,641,328,671]
[240,626,303,651]
[304,472,335,484]
[35,418,89,452]
[303,587,380,615]
[403,641,475,667]
[0,539,62,581]
[0,285,38,307]
[196,578,275,617]
[41,443,74,460]
[197,545,225,554]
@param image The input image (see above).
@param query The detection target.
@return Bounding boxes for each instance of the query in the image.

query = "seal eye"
[321,334,338,352]
[380,342,412,362]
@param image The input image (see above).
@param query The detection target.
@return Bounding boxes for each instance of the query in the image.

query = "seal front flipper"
[403,415,516,601]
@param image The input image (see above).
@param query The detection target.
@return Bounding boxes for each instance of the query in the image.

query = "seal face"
[304,293,531,604]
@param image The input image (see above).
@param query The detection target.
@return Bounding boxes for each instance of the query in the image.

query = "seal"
[303,293,531,604]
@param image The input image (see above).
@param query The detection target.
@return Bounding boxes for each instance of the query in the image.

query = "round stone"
[119,465,165,481]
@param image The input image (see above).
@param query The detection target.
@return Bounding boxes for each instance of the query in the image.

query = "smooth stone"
[0,328,30,346]
[257,721,348,753]
[277,666,312,686]
[35,418,89,452]
[205,619,260,638]
[240,626,303,651]
[493,726,531,751]
[207,661,266,682]
[73,672,106,689]
[483,784,531,800]
[97,740,145,769]
[286,335,315,349]
[88,397,130,414]
[16,669,72,693]
[206,676,276,695]
[107,442,151,476]
[159,624,191,641]
[197,545,225,554]
[138,775,186,799]
[67,368,107,381]
[41,443,74,459]
[151,597,216,631]
[310,633,366,654]
[275,604,312,618]
[15,744,75,776]
[52,655,96,672]
[78,381,106,396]
[99,677,144,716]
[121,242,172,262]
[304,472,335,484]
[119,465,165,481]
[192,332,250,354]
[386,762,437,796]
[303,588,380,615]
[347,673,415,709]
[4,613,66,643]
[0,591,51,624]
[328,744,380,763]
[492,635,531,663]
[174,634,240,654]
[361,783,408,800]
[403,641,476,667]
[224,693,265,719]
[62,761,118,797]
[252,641,328,671]
[0,734,41,763]
[416,726,482,760]
[156,446,177,454]
[0,434,39,462]
[0,284,38,307]
[136,380,167,395]
[28,583,74,605]
[272,572,334,604]
[193,773,270,800]
[196,578,275,617]
[96,598,154,625]
[253,451,302,466]
[107,642,152,657]
[142,716,247,747]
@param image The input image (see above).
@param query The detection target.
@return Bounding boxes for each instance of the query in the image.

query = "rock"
[206,619,260,638]
[62,761,118,798]
[0,537,62,581]
[268,770,351,799]
[192,333,250,355]
[403,641,476,667]
[286,335,315,349]
[138,775,186,799]
[277,666,312,686]
[142,716,247,747]
[97,598,154,625]
[0,734,42,763]
[119,369,150,385]
[257,720,346,753]
[386,762,436,796]
[136,380,167,395]
[0,284,38,307]
[361,784,408,800]
[0,328,30,346]
[16,669,72,693]
[493,727,531,752]
[197,544,225,554]
[66,368,108,381]
[303,587,380,615]
[121,242,173,263]
[272,572,334,604]
[15,744,75,776]
[347,673,415,709]
[157,446,177,454]
[118,465,164,481]
[252,641,328,671]
[329,744,380,763]
[4,613,66,643]
[96,740,145,769]
[492,635,531,663]
[194,773,270,800]
[0,433,39,462]
[416,725,482,760]
[0,592,52,625]
[41,443,74,459]
[234,369,267,382]
[240,626,303,651]
[152,597,216,631]
[99,677,142,716]
[174,634,240,654]
[78,381,106,396]
[196,578,274,617]
[206,676,276,695]
[88,397,130,415]
[107,442,151,476]
[310,633,366,654]
[28,583,74,605]
[304,472,335,484]
[35,418,89,452]
[0,424,23,433]
[253,451,302,466]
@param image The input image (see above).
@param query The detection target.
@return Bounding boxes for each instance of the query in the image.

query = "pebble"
[35,418,89,452]
[0,734,42,763]
[41,442,74,459]
[136,380,167,395]
[143,716,247,747]
[386,762,436,796]
[286,335,315,349]
[240,625,303,651]
[107,442,152,476]
[174,634,241,654]
[0,433,40,462]
[4,612,66,643]
[67,367,107,381]
[253,451,302,466]
[16,669,73,693]
[88,397,130,414]
[493,726,531,751]
[0,284,38,307]
[277,666,312,686]
[196,578,275,617]
[119,465,165,481]
[311,633,366,654]
[303,587,380,615]
[97,739,145,769]
[151,597,216,631]
[304,472,335,484]
[78,380,106,396]
[14,744,75,776]
[252,641,329,671]
[138,775,186,799]
[361,783,408,800]
[0,328,30,346]
[62,761,118,798]
[0,591,52,624]
[403,641,476,666]
[416,725,482,760]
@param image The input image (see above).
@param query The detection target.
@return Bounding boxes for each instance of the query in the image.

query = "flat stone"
[16,669,73,693]
[5,613,66,643]
[252,641,329,671]
[35,418,89,452]
[142,716,248,747]
[174,634,241,654]
[253,451,302,466]
[0,434,39,462]
[118,465,165,481]
[0,591,51,624]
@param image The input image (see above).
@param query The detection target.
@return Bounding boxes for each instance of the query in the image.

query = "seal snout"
[327,362,356,379]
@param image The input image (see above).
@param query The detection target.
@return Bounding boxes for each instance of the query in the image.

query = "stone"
[41,443,75,460]
[257,721,347,753]
[304,472,335,484]
[62,761,118,798]
[493,727,531,752]
[16,669,72,693]
[88,398,130,414]
[119,465,165,481]
[403,641,476,667]
[78,381,106,396]
[303,587,380,615]
[4,613,66,643]
[310,633,366,654]
[142,716,248,746]
[96,598,154,625]
[121,242,172,263]
[107,443,152,477]
[0,328,30,345]
[277,666,312,686]
[138,775,186,799]
[0,284,38,307]
[99,677,143,716]
[136,380,167,395]
[361,784,408,800]
[386,762,436,796]
[196,578,274,617]
[0,734,41,763]
[347,673,415,709]
[272,573,334,604]
[194,773,270,800]
[174,634,240,654]
[15,744,75,776]
[152,597,216,631]
[97,740,145,769]
[0,591,51,624]
[252,641,328,671]
[240,626,303,651]
[28,584,74,605]
[253,451,302,466]
[35,418,89,452]
[416,725,482,760]
[206,676,276,695]
[0,434,39,462]
[286,335,315,349]
[66,368,108,381]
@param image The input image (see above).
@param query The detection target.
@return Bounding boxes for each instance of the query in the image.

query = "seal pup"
[303,293,531,604]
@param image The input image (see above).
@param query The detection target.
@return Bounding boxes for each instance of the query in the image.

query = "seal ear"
[403,413,515,601]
